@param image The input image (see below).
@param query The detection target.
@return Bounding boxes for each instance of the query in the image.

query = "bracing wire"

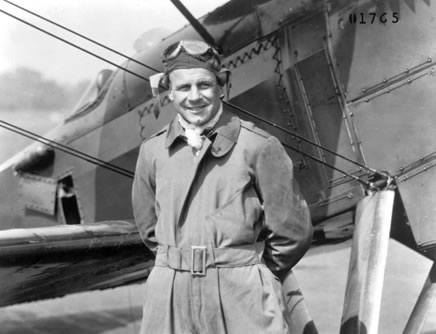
[0,9,151,83]
[0,120,135,179]
[224,100,376,174]
[224,102,373,187]
[1,0,160,73]
[0,118,370,187]
[0,3,381,187]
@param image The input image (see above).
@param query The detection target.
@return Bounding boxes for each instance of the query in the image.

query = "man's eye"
[199,82,212,89]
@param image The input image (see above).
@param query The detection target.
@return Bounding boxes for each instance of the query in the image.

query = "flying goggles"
[150,40,229,98]
[162,40,220,61]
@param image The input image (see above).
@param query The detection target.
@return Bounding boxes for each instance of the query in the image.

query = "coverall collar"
[165,107,240,157]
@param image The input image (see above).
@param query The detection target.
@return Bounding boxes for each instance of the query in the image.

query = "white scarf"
[178,104,223,151]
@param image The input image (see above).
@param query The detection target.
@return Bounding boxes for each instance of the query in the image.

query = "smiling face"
[168,68,223,126]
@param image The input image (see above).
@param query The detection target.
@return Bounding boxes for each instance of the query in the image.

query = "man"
[132,40,313,334]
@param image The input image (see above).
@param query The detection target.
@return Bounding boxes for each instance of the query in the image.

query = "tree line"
[0,67,90,111]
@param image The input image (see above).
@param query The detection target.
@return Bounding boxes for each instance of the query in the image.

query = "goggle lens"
[163,40,214,61]
[181,40,210,54]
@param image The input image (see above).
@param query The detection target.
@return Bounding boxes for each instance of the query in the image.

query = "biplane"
[1,0,436,333]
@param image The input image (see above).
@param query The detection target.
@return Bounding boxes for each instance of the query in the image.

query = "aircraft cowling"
[13,144,54,174]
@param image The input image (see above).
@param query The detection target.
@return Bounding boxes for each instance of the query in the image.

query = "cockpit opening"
[67,69,114,120]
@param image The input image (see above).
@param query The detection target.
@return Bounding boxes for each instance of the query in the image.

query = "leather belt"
[155,244,261,276]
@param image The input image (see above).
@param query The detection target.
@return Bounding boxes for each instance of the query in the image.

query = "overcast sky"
[0,0,228,84]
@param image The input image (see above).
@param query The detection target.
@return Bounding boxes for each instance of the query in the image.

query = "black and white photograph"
[1,0,436,333]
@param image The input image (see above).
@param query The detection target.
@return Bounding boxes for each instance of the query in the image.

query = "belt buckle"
[191,246,207,276]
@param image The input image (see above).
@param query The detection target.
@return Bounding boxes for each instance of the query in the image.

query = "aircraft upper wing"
[0,221,153,307]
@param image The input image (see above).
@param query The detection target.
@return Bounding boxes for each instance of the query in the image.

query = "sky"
[0,0,228,84]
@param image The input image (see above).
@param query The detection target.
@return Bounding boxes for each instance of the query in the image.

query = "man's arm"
[255,136,313,281]
[132,142,158,254]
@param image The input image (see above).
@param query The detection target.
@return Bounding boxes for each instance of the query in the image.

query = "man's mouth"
[185,105,208,112]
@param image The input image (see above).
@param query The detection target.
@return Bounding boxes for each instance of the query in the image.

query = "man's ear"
[160,74,170,90]
[217,69,230,86]
[168,86,174,101]
[218,84,224,99]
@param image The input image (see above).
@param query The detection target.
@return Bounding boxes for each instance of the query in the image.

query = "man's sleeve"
[132,142,158,254]
[255,136,313,280]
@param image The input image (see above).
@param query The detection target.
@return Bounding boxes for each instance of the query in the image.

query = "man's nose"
[188,87,201,101]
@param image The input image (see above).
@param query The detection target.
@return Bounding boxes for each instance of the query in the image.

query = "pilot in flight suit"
[132,39,313,334]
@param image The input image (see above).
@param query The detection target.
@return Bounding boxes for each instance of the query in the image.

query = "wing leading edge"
[0,221,153,307]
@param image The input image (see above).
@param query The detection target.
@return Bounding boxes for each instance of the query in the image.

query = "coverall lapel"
[165,109,241,227]
[175,138,212,226]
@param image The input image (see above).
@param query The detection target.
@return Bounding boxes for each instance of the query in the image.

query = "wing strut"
[340,190,395,334]
[403,263,436,334]
[170,0,218,49]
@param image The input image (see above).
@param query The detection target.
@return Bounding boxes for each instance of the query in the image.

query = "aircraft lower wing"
[0,212,355,308]
[0,221,154,307]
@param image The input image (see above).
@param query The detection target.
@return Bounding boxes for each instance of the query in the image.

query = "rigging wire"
[0,4,372,172]
[0,9,151,83]
[1,0,160,73]
[0,4,380,186]
[223,103,372,187]
[0,120,135,179]
[0,118,371,187]
[224,100,377,175]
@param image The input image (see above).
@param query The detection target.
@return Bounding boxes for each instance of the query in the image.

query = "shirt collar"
[165,104,240,157]
[165,114,184,149]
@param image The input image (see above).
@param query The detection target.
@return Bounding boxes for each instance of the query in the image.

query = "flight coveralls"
[132,108,313,334]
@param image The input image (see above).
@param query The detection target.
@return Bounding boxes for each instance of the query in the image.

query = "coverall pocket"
[206,179,264,245]
[257,264,287,312]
